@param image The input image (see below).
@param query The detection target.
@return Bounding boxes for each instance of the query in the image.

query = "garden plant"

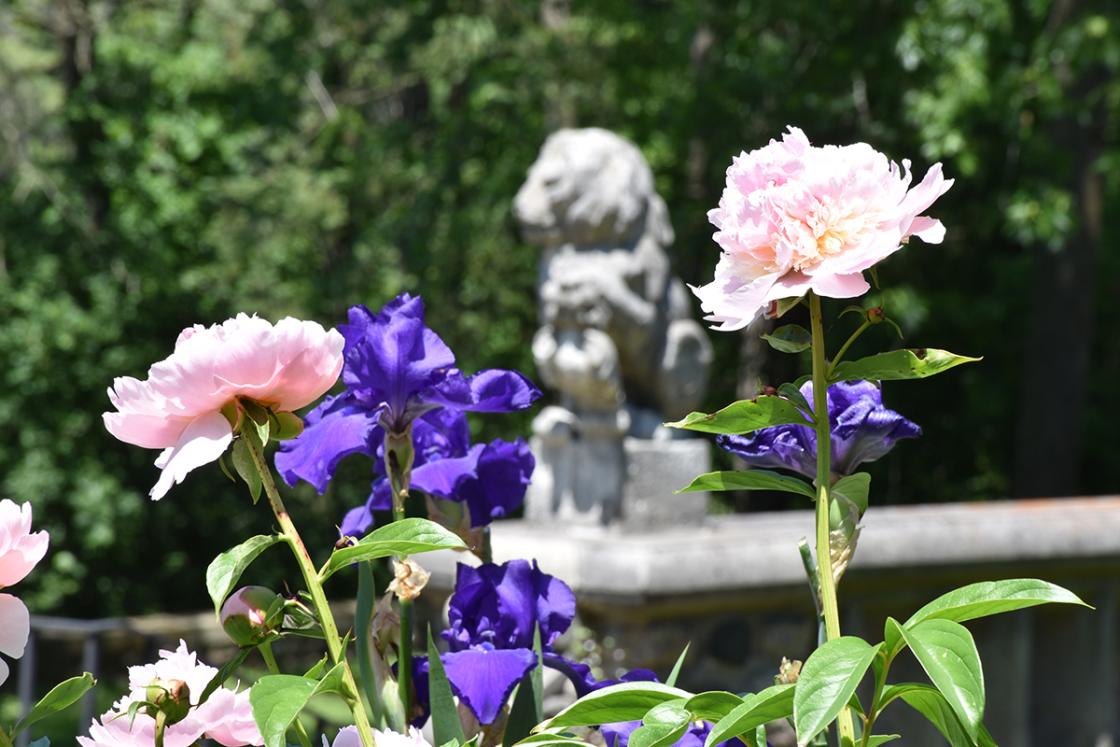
[0,128,1089,747]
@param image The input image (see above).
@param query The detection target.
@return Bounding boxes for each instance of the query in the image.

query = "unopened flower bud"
[867,306,885,324]
[221,585,281,646]
[145,678,191,724]
[388,558,430,602]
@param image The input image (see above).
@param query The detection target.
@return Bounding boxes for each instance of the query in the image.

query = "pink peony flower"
[78,640,263,747]
[325,726,432,747]
[693,126,953,331]
[0,499,49,686]
[103,314,344,500]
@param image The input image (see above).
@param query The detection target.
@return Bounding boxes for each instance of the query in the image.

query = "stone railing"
[424,496,1120,747]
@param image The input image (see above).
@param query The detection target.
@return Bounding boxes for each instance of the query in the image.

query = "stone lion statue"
[513,127,712,440]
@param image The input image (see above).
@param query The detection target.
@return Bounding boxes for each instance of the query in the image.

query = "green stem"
[387,446,414,722]
[357,564,385,728]
[808,292,856,745]
[261,642,313,747]
[829,319,871,376]
[154,711,166,747]
[244,434,376,747]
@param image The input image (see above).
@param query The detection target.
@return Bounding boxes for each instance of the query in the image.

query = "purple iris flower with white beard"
[273,294,539,531]
[412,560,592,726]
[338,407,535,537]
[718,380,920,478]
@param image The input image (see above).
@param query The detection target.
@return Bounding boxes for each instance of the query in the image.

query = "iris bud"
[220,585,281,646]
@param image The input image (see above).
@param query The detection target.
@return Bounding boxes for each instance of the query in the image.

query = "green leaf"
[704,684,794,747]
[322,518,467,580]
[882,617,905,659]
[677,470,815,499]
[506,630,545,747]
[628,700,691,747]
[537,682,693,730]
[231,438,262,504]
[771,297,804,319]
[899,620,984,742]
[761,324,811,354]
[250,664,345,747]
[664,395,811,435]
[665,643,689,687]
[793,637,880,747]
[866,736,901,746]
[832,473,870,514]
[895,685,995,747]
[428,628,467,747]
[514,735,596,747]
[905,579,1090,628]
[199,648,253,703]
[13,673,96,735]
[206,535,283,615]
[683,691,743,722]
[829,349,980,383]
[776,383,812,414]
[271,411,305,441]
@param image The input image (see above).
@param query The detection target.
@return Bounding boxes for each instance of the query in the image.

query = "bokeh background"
[1,0,1117,623]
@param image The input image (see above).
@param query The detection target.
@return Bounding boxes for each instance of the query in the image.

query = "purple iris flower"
[418,559,592,725]
[273,293,539,529]
[338,408,536,536]
[718,380,920,478]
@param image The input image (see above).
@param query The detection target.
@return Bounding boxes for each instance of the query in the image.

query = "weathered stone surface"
[525,435,710,527]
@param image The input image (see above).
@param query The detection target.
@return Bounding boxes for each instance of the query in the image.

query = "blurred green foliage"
[0,0,1116,617]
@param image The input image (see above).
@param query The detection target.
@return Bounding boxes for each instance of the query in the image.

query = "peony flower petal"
[809,272,871,299]
[149,412,234,500]
[0,593,30,660]
[0,500,49,588]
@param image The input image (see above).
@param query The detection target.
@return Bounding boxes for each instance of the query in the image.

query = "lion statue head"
[513,128,674,249]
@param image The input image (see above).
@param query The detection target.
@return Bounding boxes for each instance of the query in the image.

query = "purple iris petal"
[718,380,920,478]
[425,369,542,414]
[274,395,381,492]
[460,439,535,528]
[445,560,576,652]
[441,644,537,725]
[410,445,486,498]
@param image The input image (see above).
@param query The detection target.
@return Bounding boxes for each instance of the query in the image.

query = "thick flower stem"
[243,435,377,747]
[387,441,414,724]
[808,292,856,745]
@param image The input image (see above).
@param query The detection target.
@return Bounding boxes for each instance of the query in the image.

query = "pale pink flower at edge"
[326,726,433,747]
[692,126,954,331]
[103,314,344,500]
[0,499,49,686]
[78,640,263,747]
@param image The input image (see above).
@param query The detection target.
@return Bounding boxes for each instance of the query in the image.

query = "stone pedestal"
[525,436,710,528]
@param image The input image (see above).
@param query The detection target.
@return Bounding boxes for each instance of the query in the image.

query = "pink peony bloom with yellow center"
[0,499,49,686]
[103,314,344,500]
[693,126,954,331]
[78,640,262,747]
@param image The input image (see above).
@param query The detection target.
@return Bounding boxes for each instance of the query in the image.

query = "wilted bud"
[776,657,802,685]
[370,592,401,653]
[221,585,281,646]
[145,678,191,724]
[388,558,430,602]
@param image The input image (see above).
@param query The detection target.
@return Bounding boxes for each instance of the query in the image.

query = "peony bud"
[145,678,191,724]
[220,585,281,646]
